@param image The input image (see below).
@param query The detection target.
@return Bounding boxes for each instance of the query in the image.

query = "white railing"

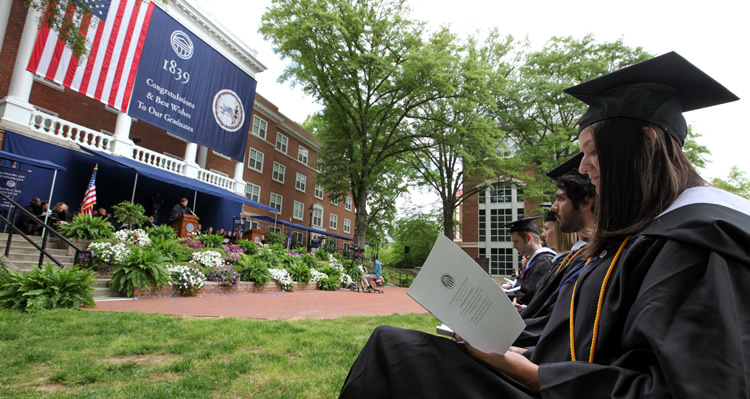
[132,146,186,175]
[29,110,112,152]
[25,110,241,193]
[197,169,235,190]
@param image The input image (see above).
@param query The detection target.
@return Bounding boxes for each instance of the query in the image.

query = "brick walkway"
[84,287,428,320]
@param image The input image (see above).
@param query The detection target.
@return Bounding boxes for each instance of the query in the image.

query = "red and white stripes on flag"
[81,164,98,217]
[27,0,154,112]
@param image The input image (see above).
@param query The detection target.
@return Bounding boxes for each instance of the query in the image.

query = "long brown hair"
[586,117,705,256]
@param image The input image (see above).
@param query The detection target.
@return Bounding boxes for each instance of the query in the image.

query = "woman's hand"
[465,344,540,392]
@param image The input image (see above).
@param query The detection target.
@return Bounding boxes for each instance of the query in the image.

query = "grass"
[0,309,439,398]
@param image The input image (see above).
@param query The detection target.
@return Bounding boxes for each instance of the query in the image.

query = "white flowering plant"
[339,273,353,286]
[88,241,131,265]
[114,229,151,247]
[166,264,205,296]
[191,250,224,268]
[268,268,294,291]
[311,269,328,283]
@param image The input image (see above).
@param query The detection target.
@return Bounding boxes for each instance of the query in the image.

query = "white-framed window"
[343,218,351,234]
[292,231,304,247]
[252,115,267,139]
[248,221,260,230]
[298,145,309,165]
[247,148,264,172]
[295,173,307,192]
[272,162,286,183]
[330,197,339,206]
[343,242,351,252]
[245,182,261,202]
[293,201,305,221]
[312,208,323,228]
[275,132,288,153]
[269,193,283,213]
[268,226,281,234]
[345,196,352,211]
[329,213,338,230]
[314,184,324,199]
[317,162,324,173]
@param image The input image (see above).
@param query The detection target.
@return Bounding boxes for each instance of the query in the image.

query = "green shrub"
[111,201,147,228]
[110,247,168,297]
[322,238,337,253]
[286,261,312,284]
[317,274,341,291]
[147,224,177,241]
[56,215,114,241]
[0,263,96,312]
[235,239,257,256]
[199,233,225,249]
[265,231,286,246]
[235,255,271,286]
[299,252,318,268]
[268,243,286,252]
[148,237,192,263]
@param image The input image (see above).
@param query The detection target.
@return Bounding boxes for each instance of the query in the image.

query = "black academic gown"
[512,249,556,306]
[339,187,750,398]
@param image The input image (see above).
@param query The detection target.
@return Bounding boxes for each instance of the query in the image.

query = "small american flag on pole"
[81,164,98,216]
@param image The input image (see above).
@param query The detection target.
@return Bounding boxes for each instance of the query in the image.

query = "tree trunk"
[354,184,369,248]
[442,199,455,240]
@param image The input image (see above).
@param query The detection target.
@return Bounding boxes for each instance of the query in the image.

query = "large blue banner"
[127,6,257,162]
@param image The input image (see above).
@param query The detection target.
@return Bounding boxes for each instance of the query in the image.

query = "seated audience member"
[50,202,72,226]
[143,215,156,229]
[339,52,750,398]
[96,207,116,228]
[18,197,43,235]
[361,254,383,291]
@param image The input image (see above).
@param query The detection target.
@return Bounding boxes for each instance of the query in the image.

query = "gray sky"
[200,0,749,185]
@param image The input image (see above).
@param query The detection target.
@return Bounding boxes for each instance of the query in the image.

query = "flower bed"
[132,281,319,297]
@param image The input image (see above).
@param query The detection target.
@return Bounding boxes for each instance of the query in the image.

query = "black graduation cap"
[546,153,583,180]
[544,211,557,223]
[503,216,541,235]
[564,51,739,146]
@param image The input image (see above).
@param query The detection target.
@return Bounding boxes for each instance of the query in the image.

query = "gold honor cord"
[569,235,631,363]
[555,246,586,276]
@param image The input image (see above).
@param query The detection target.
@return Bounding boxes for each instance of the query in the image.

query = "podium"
[172,214,200,238]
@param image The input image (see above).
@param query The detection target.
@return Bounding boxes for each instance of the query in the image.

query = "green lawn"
[0,309,439,398]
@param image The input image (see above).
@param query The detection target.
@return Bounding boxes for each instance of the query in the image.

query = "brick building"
[0,0,355,250]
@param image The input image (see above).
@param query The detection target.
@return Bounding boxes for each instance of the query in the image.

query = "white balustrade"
[197,169,234,190]
[132,147,186,174]
[29,110,112,152]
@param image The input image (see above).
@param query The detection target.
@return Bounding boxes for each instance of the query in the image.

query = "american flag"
[27,0,155,112]
[81,164,98,217]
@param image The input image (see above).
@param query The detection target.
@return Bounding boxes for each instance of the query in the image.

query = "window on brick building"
[330,197,339,206]
[343,218,351,234]
[252,115,267,139]
[344,196,352,211]
[298,146,308,165]
[329,213,338,230]
[292,231,304,247]
[272,162,285,183]
[245,183,260,202]
[270,193,283,213]
[295,173,307,192]
[247,148,264,172]
[275,132,288,153]
[293,201,304,220]
[312,208,323,228]
[314,185,324,199]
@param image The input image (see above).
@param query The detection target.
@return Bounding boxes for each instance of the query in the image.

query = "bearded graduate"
[338,52,750,399]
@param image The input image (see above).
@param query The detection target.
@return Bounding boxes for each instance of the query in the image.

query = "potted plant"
[111,201,148,230]
[56,214,115,255]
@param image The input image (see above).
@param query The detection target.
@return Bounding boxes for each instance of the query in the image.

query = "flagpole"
[131,172,139,202]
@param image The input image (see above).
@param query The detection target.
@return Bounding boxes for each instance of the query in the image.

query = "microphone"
[187,207,197,217]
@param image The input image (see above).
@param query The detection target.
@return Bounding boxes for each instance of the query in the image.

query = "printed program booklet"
[407,234,525,354]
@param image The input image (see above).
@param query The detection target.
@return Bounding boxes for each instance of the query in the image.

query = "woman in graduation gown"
[339,52,750,398]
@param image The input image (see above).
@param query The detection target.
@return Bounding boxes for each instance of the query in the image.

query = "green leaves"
[0,263,96,312]
[57,214,114,241]
[111,201,147,228]
[109,247,168,297]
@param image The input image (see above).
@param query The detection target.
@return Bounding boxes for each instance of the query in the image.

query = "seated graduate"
[540,211,576,256]
[338,52,750,398]
[504,217,556,306]
[514,163,596,348]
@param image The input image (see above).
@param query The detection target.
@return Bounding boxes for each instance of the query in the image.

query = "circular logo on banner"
[6,180,16,188]
[170,30,193,59]
[212,89,245,132]
[441,274,455,289]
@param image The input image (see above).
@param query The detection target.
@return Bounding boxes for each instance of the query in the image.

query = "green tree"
[260,0,460,247]
[404,30,517,239]
[712,166,750,199]
[499,36,651,203]
[682,126,711,170]
[385,211,442,268]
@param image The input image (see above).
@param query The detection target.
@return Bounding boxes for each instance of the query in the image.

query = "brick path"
[84,287,428,320]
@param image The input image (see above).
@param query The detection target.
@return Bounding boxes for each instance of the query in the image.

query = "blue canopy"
[87,150,278,213]
[0,150,66,171]
[250,215,355,241]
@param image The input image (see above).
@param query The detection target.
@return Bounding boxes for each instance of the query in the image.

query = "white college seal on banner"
[212,89,245,132]
[170,30,193,59]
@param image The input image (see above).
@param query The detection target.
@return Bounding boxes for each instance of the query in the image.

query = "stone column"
[232,159,246,195]
[0,5,40,124]
[109,112,135,157]
[197,145,208,169]
[0,0,14,52]
[183,142,199,178]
